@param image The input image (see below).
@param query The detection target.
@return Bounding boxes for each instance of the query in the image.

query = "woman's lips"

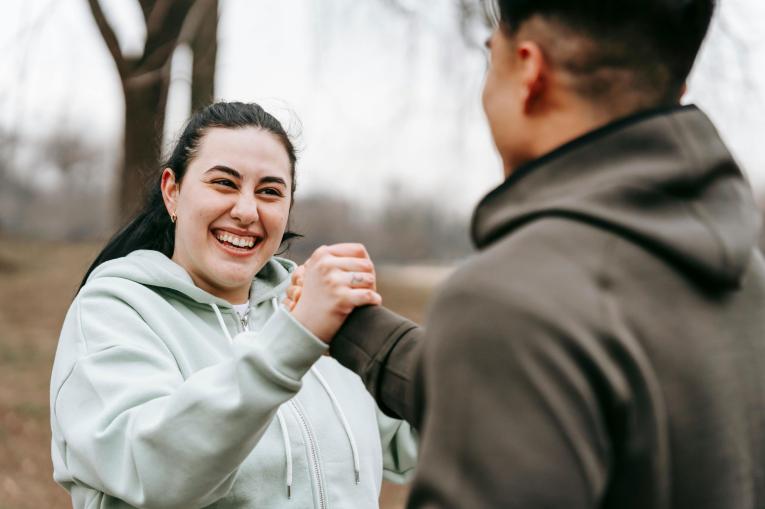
[211,229,263,256]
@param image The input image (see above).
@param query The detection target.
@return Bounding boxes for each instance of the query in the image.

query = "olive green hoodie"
[331,105,765,508]
[50,250,416,509]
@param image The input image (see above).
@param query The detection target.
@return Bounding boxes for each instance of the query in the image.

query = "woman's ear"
[160,168,179,221]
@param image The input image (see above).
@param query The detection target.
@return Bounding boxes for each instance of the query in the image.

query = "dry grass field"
[0,236,449,509]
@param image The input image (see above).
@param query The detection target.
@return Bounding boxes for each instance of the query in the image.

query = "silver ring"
[350,273,365,286]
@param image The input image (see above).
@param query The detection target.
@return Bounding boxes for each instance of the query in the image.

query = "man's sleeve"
[330,305,424,426]
[407,282,613,508]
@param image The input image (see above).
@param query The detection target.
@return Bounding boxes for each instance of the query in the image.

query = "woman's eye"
[259,187,284,197]
[212,179,236,188]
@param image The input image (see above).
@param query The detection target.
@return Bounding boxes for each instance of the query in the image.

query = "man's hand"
[287,243,381,343]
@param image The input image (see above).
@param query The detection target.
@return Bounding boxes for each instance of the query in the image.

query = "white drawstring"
[270,296,280,314]
[311,367,361,484]
[276,409,293,499]
[210,303,234,344]
[214,296,359,497]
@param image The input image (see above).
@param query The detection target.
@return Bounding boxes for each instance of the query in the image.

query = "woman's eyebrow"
[204,165,241,179]
[260,176,287,187]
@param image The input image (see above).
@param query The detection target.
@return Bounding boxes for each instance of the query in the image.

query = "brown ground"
[0,237,443,509]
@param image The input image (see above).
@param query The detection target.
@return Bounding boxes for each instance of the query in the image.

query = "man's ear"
[160,168,179,219]
[679,83,688,102]
[516,40,548,113]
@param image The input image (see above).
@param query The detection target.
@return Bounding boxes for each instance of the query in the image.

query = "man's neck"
[503,103,629,178]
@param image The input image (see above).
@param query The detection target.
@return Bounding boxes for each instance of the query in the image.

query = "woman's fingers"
[284,265,374,313]
[341,271,376,289]
[288,242,380,343]
[321,243,371,259]
[344,288,382,309]
[284,285,302,310]
[320,256,375,274]
[291,264,306,286]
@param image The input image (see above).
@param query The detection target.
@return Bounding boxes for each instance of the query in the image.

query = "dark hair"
[496,0,715,110]
[80,101,301,288]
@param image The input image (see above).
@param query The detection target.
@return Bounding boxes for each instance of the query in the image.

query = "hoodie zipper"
[229,308,249,333]
[290,400,327,509]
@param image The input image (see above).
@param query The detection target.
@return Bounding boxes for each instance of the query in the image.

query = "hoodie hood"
[472,105,761,288]
[87,250,295,307]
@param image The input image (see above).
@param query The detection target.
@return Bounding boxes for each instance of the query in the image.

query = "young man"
[317,1,765,507]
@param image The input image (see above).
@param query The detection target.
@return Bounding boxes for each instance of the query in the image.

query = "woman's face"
[162,127,293,303]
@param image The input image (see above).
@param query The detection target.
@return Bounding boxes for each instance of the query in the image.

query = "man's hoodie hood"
[472,105,761,288]
[87,250,295,306]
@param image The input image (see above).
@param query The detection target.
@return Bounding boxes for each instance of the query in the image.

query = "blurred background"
[1,0,764,507]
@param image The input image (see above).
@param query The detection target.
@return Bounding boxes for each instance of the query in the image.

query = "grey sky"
[1,0,764,214]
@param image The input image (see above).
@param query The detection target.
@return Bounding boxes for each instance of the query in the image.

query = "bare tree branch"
[145,0,176,35]
[189,0,219,110]
[379,0,491,52]
[135,0,195,75]
[177,0,217,47]
[86,0,127,78]
[124,67,166,89]
[137,0,154,23]
[83,0,221,219]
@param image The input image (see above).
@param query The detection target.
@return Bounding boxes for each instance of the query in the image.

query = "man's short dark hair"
[497,0,715,111]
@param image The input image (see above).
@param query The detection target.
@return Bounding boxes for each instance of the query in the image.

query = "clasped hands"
[285,243,380,343]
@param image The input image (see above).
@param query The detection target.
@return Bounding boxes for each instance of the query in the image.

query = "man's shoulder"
[450,217,614,304]
[425,219,612,349]
[423,218,628,387]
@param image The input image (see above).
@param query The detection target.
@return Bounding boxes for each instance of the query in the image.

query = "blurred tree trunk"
[122,78,166,221]
[190,0,218,112]
[87,0,218,222]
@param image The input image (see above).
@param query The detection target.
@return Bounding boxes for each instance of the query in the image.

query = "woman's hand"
[288,243,381,343]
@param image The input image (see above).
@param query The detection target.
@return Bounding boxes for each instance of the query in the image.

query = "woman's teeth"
[216,232,256,249]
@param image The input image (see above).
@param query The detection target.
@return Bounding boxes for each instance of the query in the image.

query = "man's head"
[482,0,715,175]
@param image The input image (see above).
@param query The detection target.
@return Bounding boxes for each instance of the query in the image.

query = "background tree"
[86,0,219,221]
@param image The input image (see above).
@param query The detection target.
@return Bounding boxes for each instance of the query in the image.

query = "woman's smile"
[211,228,263,254]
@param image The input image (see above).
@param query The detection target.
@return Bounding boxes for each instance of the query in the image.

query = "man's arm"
[331,305,424,426]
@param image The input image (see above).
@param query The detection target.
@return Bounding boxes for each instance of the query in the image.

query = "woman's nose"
[230,194,260,224]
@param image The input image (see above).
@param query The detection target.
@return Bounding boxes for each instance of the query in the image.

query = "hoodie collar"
[471,105,761,288]
[88,250,296,307]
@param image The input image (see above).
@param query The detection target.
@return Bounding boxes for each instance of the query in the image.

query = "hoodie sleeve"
[331,305,424,425]
[377,406,418,484]
[51,288,327,509]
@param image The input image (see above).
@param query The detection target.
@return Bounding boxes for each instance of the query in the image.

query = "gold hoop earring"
[170,212,177,223]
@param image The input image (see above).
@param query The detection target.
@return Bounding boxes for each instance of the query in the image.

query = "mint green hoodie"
[50,250,417,509]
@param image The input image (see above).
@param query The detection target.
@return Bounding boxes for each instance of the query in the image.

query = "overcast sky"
[1,0,764,214]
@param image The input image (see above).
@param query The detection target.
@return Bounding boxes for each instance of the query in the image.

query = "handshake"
[283,243,381,343]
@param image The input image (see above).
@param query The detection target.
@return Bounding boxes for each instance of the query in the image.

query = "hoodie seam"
[588,233,628,502]
[51,297,94,429]
[595,235,673,506]
[663,113,732,273]
[478,180,733,285]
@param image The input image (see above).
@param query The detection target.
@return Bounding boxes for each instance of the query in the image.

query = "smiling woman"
[161,127,294,304]
[49,102,417,509]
